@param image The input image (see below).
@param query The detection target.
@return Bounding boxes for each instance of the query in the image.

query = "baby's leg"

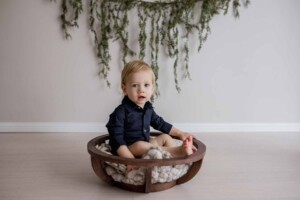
[129,136,195,158]
[150,134,177,147]
[128,141,154,157]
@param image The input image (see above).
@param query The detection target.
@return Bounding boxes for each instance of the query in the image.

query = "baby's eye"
[132,84,138,88]
[145,83,150,87]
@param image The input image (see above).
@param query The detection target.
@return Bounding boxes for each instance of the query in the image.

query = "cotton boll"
[152,171,159,180]
[146,148,164,159]
[118,164,127,173]
[126,170,137,179]
[112,173,124,182]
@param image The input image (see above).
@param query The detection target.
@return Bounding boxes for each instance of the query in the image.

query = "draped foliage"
[53,0,250,94]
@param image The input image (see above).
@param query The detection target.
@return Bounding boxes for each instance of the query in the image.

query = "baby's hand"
[179,132,196,141]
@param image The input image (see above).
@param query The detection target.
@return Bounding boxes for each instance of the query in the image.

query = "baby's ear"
[121,83,126,94]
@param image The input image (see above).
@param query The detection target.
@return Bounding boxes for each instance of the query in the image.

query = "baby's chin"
[136,98,149,107]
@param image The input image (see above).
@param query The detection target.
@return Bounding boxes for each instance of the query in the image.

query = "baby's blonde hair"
[121,60,156,85]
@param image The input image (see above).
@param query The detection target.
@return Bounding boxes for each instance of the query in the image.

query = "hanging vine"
[53,0,250,93]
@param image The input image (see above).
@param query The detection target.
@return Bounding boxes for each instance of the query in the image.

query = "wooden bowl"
[87,132,206,193]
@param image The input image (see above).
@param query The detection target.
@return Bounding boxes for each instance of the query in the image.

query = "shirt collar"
[122,95,153,112]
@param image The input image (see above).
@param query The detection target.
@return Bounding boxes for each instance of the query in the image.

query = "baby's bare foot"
[183,135,194,155]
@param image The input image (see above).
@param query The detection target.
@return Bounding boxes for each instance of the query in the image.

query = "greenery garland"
[53,0,250,94]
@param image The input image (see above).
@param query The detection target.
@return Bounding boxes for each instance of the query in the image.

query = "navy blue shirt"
[106,96,173,155]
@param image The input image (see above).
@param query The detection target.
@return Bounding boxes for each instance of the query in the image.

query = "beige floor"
[0,132,300,200]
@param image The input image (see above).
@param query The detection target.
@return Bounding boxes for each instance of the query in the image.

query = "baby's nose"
[139,86,145,92]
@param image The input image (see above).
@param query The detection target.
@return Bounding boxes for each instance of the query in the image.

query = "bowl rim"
[87,132,206,167]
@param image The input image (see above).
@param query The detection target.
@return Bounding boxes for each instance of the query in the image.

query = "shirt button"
[143,129,147,132]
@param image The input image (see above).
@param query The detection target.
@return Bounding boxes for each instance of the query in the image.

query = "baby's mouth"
[138,96,146,100]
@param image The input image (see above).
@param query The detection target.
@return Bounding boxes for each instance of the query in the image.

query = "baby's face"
[122,70,154,108]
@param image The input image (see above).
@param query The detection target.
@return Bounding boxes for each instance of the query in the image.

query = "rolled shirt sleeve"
[150,110,173,134]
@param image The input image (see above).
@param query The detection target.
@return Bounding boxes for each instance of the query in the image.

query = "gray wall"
[0,0,300,132]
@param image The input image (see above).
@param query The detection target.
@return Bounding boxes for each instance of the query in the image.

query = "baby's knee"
[161,134,173,141]
[129,141,153,156]
[133,141,148,147]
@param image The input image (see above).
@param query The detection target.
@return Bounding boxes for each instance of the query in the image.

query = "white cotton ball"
[166,176,172,182]
[162,151,172,159]
[143,148,153,158]
[126,170,136,179]
[133,174,143,183]
[156,154,163,159]
[171,168,178,177]
[156,151,164,159]
[161,166,169,173]
[148,148,163,159]
[118,164,127,173]
[160,170,168,180]
[122,177,130,184]
[144,147,174,160]
[152,171,159,180]
[112,173,124,182]
[158,177,165,183]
